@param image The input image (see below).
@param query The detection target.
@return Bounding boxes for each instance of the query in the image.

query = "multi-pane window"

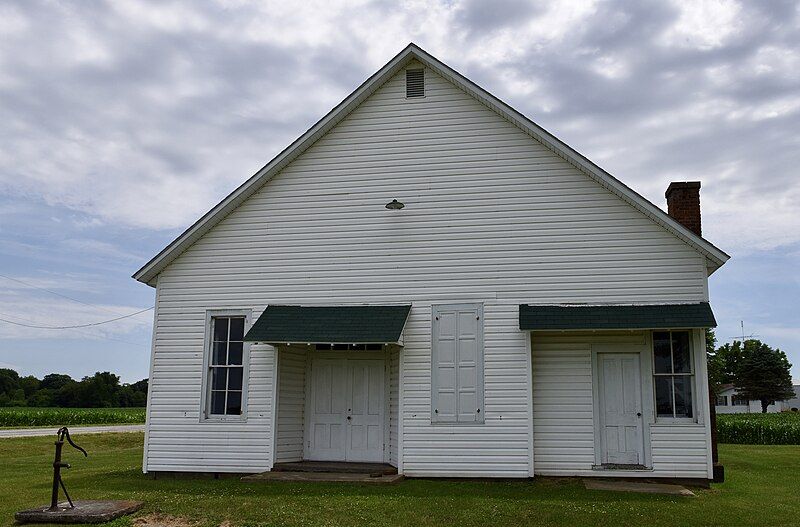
[207,316,245,416]
[653,331,694,419]
[732,395,749,406]
[716,395,728,406]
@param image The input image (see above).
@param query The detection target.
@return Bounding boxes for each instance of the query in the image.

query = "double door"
[306,358,385,462]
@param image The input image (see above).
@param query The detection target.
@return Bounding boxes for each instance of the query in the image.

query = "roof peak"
[134,44,728,285]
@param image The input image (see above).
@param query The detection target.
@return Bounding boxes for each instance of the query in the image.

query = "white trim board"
[141,275,160,473]
[133,43,729,286]
[197,309,253,423]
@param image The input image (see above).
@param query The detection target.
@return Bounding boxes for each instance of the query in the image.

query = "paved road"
[0,424,145,439]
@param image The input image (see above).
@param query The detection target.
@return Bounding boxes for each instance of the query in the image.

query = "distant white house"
[714,384,797,413]
[784,385,800,411]
[134,44,730,483]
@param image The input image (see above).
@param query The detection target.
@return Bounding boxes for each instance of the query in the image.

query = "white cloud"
[661,0,744,50]
[0,293,151,342]
[1,0,798,381]
[0,0,798,255]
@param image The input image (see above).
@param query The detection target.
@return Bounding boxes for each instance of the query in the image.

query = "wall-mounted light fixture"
[385,199,404,210]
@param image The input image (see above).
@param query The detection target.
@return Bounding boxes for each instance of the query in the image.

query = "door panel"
[306,358,385,462]
[598,353,644,465]
[347,360,385,462]
[307,359,347,461]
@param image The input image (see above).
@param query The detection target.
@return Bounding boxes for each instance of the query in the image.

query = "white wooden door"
[346,360,385,462]
[598,353,644,465]
[307,359,348,461]
[307,358,385,462]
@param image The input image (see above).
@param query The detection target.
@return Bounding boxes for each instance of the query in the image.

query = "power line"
[0,306,154,329]
[0,310,150,348]
[0,273,150,319]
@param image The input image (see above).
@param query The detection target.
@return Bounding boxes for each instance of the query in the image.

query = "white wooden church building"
[134,44,729,482]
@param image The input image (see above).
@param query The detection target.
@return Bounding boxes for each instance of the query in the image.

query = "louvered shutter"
[432,304,484,423]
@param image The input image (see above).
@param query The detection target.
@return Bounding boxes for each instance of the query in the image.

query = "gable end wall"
[144,64,709,475]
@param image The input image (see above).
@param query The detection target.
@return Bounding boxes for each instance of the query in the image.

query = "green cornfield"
[717,412,800,445]
[0,407,146,428]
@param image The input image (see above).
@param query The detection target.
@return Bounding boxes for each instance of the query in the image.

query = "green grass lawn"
[0,433,798,527]
[0,408,146,428]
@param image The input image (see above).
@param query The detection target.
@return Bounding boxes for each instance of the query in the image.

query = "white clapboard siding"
[145,62,709,475]
[145,338,273,472]
[532,331,710,478]
[650,425,710,478]
[275,347,307,463]
[401,303,531,477]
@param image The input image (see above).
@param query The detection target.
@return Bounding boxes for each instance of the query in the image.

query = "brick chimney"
[665,181,701,236]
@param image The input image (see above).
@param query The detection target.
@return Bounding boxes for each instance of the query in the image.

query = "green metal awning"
[244,305,412,344]
[519,302,717,331]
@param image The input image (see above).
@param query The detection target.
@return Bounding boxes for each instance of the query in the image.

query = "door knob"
[347,416,351,420]
[636,412,642,417]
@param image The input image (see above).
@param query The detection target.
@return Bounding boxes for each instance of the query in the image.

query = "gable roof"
[134,43,730,286]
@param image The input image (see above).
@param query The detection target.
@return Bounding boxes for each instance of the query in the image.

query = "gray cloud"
[1,0,798,380]
[0,0,798,253]
[455,0,544,34]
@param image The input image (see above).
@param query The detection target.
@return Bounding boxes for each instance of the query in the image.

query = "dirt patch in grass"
[133,513,198,527]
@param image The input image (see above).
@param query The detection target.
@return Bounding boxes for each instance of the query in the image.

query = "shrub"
[717,412,800,445]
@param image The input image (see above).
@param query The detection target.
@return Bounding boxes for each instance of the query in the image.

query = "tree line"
[0,369,147,407]
[707,332,795,413]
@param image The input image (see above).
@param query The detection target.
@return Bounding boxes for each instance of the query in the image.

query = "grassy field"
[0,407,145,428]
[0,433,798,527]
[717,412,800,444]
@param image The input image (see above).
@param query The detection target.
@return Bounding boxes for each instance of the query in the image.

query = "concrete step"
[242,471,404,484]
[583,479,696,496]
[272,461,397,475]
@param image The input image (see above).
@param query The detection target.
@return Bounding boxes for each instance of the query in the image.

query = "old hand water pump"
[49,426,87,511]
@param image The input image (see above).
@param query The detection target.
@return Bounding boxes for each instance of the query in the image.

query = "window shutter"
[432,308,457,422]
[432,304,484,423]
[456,308,480,422]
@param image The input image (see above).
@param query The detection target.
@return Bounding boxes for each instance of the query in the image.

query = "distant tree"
[706,330,724,394]
[27,389,56,407]
[0,369,25,407]
[732,340,795,413]
[118,378,148,407]
[0,368,147,407]
[19,375,40,399]
[40,373,74,391]
[75,372,121,407]
[0,368,20,395]
[39,374,77,406]
[712,340,746,387]
[54,381,81,407]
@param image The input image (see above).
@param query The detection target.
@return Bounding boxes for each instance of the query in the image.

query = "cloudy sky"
[1,0,798,383]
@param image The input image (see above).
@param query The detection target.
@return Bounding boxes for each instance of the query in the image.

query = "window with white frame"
[716,395,728,406]
[653,330,694,419]
[206,316,246,417]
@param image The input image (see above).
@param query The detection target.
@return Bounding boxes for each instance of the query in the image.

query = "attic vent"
[406,69,424,98]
